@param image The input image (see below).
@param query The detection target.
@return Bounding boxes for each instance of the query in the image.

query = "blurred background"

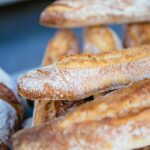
[0,0,123,80]
[0,0,56,77]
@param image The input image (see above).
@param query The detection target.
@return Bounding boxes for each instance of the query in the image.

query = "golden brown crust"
[33,29,80,126]
[83,25,122,53]
[124,22,150,48]
[42,29,79,66]
[12,108,150,150]
[18,45,150,101]
[51,79,150,128]
[34,100,56,126]
[40,0,150,28]
[13,79,150,149]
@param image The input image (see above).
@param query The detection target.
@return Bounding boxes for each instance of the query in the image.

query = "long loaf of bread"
[124,22,150,48]
[13,79,150,149]
[18,45,150,101]
[33,29,80,126]
[40,0,150,28]
[12,109,150,150]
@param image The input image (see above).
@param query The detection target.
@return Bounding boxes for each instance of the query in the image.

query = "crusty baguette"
[12,108,150,150]
[42,79,150,129]
[18,45,150,101]
[13,79,150,149]
[33,100,56,126]
[33,29,80,126]
[42,29,79,66]
[0,99,19,149]
[124,23,150,48]
[83,25,122,53]
[40,0,150,28]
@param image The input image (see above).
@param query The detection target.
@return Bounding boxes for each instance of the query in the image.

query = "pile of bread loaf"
[1,0,150,149]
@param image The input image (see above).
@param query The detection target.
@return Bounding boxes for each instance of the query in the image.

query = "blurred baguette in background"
[40,0,150,28]
[124,22,150,48]
[33,29,80,126]
[83,25,122,53]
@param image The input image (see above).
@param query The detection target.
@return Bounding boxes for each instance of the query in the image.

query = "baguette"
[18,45,150,101]
[83,25,122,53]
[47,79,150,128]
[40,0,150,28]
[33,29,80,126]
[124,23,150,48]
[42,29,79,66]
[12,108,150,150]
[13,79,150,149]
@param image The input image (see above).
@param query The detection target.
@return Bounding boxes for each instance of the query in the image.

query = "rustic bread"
[45,79,150,129]
[18,45,150,101]
[12,108,150,150]
[40,0,150,28]
[13,79,150,149]
[42,29,79,66]
[124,22,150,48]
[83,25,122,53]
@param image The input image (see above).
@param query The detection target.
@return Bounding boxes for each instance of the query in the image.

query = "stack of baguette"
[12,0,150,150]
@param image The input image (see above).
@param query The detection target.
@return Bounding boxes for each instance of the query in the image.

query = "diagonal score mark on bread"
[18,45,150,101]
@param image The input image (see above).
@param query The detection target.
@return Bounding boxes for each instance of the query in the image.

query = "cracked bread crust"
[40,0,150,28]
[18,45,150,101]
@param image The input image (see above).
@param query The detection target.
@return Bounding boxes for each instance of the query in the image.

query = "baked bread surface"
[18,45,150,100]
[40,0,150,28]
[14,76,150,149]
